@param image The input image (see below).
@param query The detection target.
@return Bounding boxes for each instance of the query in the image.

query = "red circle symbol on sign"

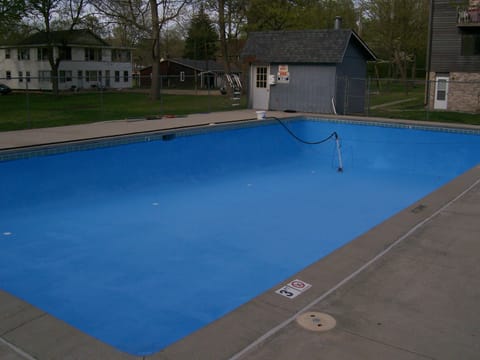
[291,281,305,289]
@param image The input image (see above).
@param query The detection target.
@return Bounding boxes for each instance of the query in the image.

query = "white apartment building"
[0,29,133,91]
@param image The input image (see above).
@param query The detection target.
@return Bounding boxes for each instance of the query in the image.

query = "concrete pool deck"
[1,110,480,359]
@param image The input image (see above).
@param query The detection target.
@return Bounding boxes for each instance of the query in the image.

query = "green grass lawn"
[1,84,478,132]
[0,91,246,131]
[367,81,480,126]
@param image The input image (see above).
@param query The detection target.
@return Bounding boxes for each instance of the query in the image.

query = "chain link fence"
[358,77,479,122]
[0,74,246,131]
[1,74,479,131]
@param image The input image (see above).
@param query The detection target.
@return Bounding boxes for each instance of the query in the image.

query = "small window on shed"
[180,71,185,82]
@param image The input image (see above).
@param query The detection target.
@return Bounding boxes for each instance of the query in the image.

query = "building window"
[17,48,30,60]
[112,49,131,62]
[436,79,447,101]
[256,66,267,88]
[115,71,120,82]
[123,71,129,82]
[59,47,72,60]
[26,71,31,82]
[39,70,51,82]
[84,48,102,61]
[6,71,11,80]
[37,48,49,61]
[86,70,98,82]
[180,71,185,82]
[18,71,23,82]
[59,70,72,83]
[462,33,480,56]
[5,49,10,59]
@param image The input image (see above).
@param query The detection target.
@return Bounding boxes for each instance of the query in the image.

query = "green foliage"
[246,0,356,32]
[184,8,218,60]
[0,0,27,41]
[359,0,429,79]
[367,81,480,125]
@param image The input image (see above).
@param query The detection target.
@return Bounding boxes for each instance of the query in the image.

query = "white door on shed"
[252,65,270,110]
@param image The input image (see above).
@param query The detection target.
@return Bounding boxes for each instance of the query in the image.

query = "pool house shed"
[241,27,376,114]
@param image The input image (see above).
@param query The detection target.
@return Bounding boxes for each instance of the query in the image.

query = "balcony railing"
[457,7,480,26]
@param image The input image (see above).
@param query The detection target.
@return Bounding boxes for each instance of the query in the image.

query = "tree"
[198,0,247,74]
[0,0,27,41]
[359,0,429,84]
[91,0,189,99]
[245,0,356,32]
[246,0,299,31]
[184,7,218,60]
[27,0,88,95]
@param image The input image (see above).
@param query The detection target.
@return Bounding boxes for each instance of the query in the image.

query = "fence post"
[366,77,371,117]
[344,77,349,115]
[99,83,104,121]
[426,79,431,122]
[25,79,31,128]
[159,75,163,117]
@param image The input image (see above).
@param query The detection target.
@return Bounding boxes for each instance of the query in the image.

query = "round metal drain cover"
[296,312,336,332]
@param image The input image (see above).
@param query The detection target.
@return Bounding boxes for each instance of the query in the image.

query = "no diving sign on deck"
[275,279,312,299]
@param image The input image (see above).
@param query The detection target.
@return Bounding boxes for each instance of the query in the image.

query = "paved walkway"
[1,111,480,359]
[0,110,279,150]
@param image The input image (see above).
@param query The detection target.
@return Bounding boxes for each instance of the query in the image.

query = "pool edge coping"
[1,111,480,359]
[3,166,479,360]
[148,164,480,360]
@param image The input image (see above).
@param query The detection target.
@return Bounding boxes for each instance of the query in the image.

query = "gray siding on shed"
[242,29,376,114]
[431,0,480,72]
[269,64,336,113]
[337,41,368,78]
[336,41,369,114]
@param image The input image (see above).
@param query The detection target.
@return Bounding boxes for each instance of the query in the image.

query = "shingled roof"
[16,29,109,47]
[168,58,227,72]
[241,29,376,64]
[159,58,241,73]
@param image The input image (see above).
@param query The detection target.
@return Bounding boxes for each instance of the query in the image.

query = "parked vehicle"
[0,83,12,95]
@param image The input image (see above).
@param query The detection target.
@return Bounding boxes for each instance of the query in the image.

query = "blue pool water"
[1,118,480,355]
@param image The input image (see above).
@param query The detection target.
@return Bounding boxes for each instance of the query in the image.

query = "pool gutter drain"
[296,312,336,332]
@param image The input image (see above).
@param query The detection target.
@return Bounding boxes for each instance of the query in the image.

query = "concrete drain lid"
[296,312,336,332]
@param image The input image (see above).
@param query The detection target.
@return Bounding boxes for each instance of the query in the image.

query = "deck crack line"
[339,328,435,359]
[229,176,480,360]
[0,336,38,360]
[1,312,47,337]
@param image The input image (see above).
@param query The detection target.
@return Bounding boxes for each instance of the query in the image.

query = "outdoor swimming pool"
[1,117,480,355]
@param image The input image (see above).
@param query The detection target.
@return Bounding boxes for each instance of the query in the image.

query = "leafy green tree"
[0,0,27,41]
[314,0,357,29]
[91,0,189,99]
[202,0,248,72]
[246,0,356,32]
[246,0,299,31]
[359,0,429,82]
[184,7,218,59]
[26,0,89,95]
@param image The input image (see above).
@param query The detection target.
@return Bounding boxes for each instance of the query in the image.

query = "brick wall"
[428,72,480,113]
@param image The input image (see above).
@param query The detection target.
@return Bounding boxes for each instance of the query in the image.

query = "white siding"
[0,46,132,90]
